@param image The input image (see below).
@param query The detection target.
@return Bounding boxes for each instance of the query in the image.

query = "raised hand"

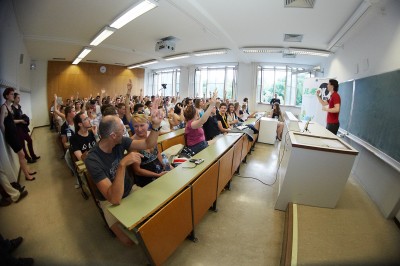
[149,97,163,127]
[209,88,218,105]
[127,79,133,93]
[92,125,98,136]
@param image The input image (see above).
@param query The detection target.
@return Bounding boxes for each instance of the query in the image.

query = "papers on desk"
[236,125,248,130]
[226,133,243,137]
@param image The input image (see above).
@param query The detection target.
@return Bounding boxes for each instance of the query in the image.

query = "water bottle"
[161,153,171,171]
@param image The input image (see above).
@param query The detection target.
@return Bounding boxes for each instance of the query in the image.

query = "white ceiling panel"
[12,0,368,69]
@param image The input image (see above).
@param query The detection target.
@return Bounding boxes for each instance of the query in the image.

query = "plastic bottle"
[161,153,171,171]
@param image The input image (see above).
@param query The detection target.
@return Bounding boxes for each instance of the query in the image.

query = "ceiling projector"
[155,40,176,52]
[155,36,178,53]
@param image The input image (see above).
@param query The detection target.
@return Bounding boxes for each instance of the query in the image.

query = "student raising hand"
[149,97,163,127]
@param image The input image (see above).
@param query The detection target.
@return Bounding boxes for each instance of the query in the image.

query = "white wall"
[30,60,49,127]
[0,0,49,128]
[0,0,31,92]
[325,0,400,218]
[325,0,400,81]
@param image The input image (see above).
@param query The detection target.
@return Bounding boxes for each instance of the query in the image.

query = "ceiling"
[12,0,366,70]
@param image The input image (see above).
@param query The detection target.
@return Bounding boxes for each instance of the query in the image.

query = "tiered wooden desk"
[108,118,260,266]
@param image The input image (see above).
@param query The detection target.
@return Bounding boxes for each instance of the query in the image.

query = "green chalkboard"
[338,80,353,131]
[349,70,400,162]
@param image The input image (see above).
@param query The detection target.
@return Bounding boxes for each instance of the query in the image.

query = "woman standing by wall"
[12,93,40,163]
[0,88,36,181]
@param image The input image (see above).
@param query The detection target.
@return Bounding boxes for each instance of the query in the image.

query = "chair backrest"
[83,170,115,237]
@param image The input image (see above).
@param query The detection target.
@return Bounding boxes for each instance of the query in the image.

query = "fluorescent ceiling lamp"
[72,58,82,65]
[328,1,371,50]
[77,47,92,58]
[110,0,158,29]
[72,47,92,65]
[193,49,228,57]
[90,27,116,46]
[164,54,190,61]
[241,47,283,53]
[128,59,158,69]
[241,46,331,57]
[289,48,331,57]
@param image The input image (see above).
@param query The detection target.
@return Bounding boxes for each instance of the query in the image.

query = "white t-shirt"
[160,118,171,134]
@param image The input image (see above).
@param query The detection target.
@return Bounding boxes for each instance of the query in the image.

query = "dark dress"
[134,146,164,187]
[12,104,36,159]
[2,104,23,153]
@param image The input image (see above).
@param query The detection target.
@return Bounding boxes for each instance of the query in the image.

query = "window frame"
[257,65,314,106]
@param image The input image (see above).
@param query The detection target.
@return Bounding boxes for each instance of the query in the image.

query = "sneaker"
[0,197,12,207]
[11,182,25,193]
[26,158,36,164]
[15,190,28,203]
[8,236,23,253]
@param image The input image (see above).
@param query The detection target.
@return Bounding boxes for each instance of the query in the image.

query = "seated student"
[267,103,285,141]
[216,102,232,133]
[133,103,144,114]
[130,114,170,187]
[85,100,101,128]
[202,103,221,141]
[70,112,99,188]
[158,107,171,135]
[184,91,217,154]
[85,100,163,246]
[168,103,184,130]
[227,103,239,127]
[144,100,152,116]
[194,98,205,118]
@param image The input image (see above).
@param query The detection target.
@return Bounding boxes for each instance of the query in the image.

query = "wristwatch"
[151,125,163,132]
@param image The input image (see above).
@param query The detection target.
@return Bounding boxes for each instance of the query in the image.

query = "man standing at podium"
[316,79,341,135]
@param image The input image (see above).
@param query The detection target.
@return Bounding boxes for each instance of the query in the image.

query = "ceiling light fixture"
[72,47,92,65]
[241,46,331,57]
[164,54,190,61]
[241,47,283,53]
[90,26,116,46]
[110,0,158,29]
[127,59,158,69]
[289,48,331,57]
[193,49,229,57]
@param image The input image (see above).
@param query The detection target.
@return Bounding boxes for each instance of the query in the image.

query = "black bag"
[178,146,195,158]
[21,114,30,132]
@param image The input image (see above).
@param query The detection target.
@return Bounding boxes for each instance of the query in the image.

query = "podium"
[275,126,358,211]
[258,117,278,144]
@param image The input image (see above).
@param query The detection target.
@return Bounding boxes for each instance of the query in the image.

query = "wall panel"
[47,61,144,109]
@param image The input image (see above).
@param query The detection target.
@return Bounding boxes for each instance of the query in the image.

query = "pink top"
[185,120,205,146]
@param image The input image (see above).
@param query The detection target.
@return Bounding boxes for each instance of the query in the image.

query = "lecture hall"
[1,0,400,265]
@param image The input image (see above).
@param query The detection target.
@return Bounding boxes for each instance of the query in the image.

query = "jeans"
[188,140,208,155]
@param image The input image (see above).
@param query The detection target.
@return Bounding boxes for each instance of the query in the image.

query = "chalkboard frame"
[340,70,400,163]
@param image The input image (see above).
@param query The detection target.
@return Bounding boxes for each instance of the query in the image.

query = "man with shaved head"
[85,94,163,246]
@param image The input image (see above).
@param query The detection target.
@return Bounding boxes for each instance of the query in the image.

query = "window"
[194,66,237,99]
[257,65,314,106]
[152,69,180,96]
